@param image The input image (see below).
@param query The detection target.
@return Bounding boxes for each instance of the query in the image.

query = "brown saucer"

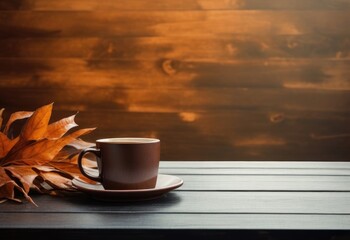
[72,174,183,202]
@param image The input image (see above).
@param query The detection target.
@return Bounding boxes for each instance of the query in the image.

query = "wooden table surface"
[1,161,350,240]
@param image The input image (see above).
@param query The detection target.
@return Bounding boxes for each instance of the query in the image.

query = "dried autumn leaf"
[52,148,80,162]
[68,138,95,149]
[0,132,18,159]
[49,160,96,184]
[3,111,33,135]
[5,166,38,193]
[0,103,96,205]
[0,167,36,206]
[4,128,95,166]
[45,114,78,139]
[21,103,53,141]
[33,165,75,189]
[0,108,4,130]
[6,103,53,158]
[34,165,76,179]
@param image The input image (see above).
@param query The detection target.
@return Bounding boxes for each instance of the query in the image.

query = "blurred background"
[0,0,349,161]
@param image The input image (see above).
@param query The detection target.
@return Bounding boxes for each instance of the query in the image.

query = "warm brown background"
[0,0,349,161]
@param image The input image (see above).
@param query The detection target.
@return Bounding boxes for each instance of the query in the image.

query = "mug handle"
[77,148,102,182]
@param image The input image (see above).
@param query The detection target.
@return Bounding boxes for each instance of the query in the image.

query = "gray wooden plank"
[1,213,349,230]
[159,168,350,176]
[85,164,350,176]
[2,192,350,214]
[175,175,350,191]
[160,161,350,169]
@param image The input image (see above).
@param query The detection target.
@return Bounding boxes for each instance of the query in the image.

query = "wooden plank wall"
[0,0,349,161]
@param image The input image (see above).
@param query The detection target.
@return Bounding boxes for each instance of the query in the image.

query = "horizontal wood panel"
[1,59,349,92]
[1,35,349,59]
[1,11,349,37]
[2,212,350,230]
[2,107,349,161]
[84,167,350,178]
[78,167,350,189]
[160,161,350,168]
[0,2,349,161]
[50,109,350,132]
[165,175,350,191]
[195,175,350,193]
[2,161,350,232]
[1,0,350,11]
[1,107,349,160]
[3,192,350,214]
[1,88,349,112]
[1,212,350,230]
[159,168,350,176]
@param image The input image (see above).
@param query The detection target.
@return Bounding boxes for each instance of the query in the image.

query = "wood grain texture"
[159,168,350,176]
[1,161,350,239]
[0,107,349,161]
[168,175,350,191]
[1,212,350,230]
[1,59,349,91]
[0,213,350,232]
[1,11,350,37]
[1,35,349,59]
[159,161,350,168]
[2,191,350,215]
[0,1,349,161]
[1,0,350,11]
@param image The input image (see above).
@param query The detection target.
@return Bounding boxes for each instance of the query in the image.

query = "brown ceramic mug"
[77,137,160,190]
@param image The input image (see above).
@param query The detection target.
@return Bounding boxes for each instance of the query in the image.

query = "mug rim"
[96,137,160,144]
